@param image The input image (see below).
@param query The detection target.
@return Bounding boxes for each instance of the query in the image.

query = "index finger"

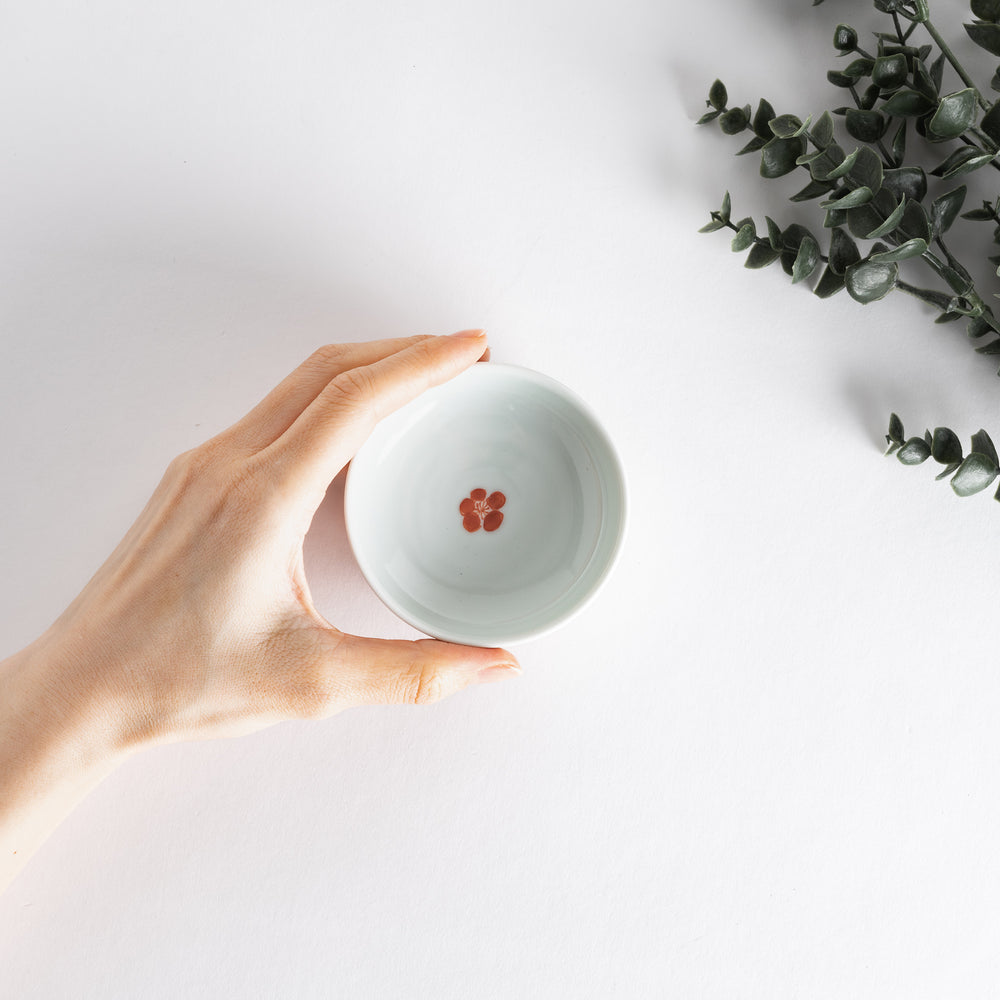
[260,330,488,499]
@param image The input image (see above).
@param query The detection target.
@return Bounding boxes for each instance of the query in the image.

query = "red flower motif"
[459,488,506,532]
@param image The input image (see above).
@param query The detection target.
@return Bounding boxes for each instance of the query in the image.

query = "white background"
[3,0,1000,996]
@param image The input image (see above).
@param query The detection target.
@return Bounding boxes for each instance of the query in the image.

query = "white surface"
[3,0,1000,996]
[344,363,627,646]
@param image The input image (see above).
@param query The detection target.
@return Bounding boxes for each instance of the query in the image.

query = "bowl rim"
[343,362,628,647]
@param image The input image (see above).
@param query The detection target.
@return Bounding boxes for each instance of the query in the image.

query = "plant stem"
[970,126,999,154]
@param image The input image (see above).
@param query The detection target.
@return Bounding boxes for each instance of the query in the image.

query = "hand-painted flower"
[459,488,506,532]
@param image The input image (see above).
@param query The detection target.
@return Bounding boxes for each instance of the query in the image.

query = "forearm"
[0,637,130,892]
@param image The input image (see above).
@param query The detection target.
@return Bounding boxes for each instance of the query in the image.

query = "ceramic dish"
[344,363,627,646]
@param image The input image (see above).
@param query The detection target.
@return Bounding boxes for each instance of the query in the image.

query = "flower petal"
[487,491,506,510]
[459,497,475,516]
[470,488,487,501]
[463,514,481,532]
[483,510,503,532]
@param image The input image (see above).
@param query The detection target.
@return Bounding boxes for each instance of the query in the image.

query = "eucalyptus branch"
[696,0,1000,371]
[886,414,1000,500]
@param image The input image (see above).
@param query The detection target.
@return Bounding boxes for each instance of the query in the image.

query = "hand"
[0,331,520,888]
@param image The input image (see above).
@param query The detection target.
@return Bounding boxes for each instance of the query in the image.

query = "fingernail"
[477,662,521,684]
[448,328,486,340]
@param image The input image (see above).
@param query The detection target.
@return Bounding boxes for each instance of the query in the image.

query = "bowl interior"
[344,364,626,646]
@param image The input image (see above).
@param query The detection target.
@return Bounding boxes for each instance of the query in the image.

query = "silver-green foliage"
[698,0,1000,369]
[886,413,1000,498]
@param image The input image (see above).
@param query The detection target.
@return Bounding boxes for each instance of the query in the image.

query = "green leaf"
[981,102,1000,146]
[769,114,804,138]
[846,189,896,241]
[845,108,889,143]
[850,145,884,193]
[777,223,816,276]
[812,110,835,148]
[833,23,858,51]
[929,52,945,93]
[697,110,722,126]
[823,186,874,210]
[828,227,862,274]
[882,166,926,202]
[966,21,1000,57]
[866,197,906,239]
[791,236,821,283]
[936,310,965,324]
[796,148,828,167]
[897,199,931,242]
[931,427,963,465]
[699,217,726,233]
[887,413,905,447]
[827,70,856,89]
[972,0,1000,21]
[709,80,728,111]
[936,462,962,481]
[744,243,780,268]
[912,58,939,103]
[736,136,768,156]
[952,452,1000,495]
[752,98,777,139]
[972,428,999,466]
[845,259,898,303]
[872,53,909,90]
[902,286,953,311]
[823,147,859,181]
[731,222,756,252]
[891,121,907,166]
[968,316,996,338]
[931,186,968,236]
[962,204,996,222]
[928,89,978,139]
[844,57,874,79]
[880,89,935,116]
[790,179,835,202]
[947,152,996,176]
[897,437,932,464]
[859,83,881,111]
[720,191,732,223]
[720,107,750,134]
[760,136,806,178]
[813,266,845,298]
[869,238,928,262]
[824,206,849,229]
[764,216,782,250]
[930,146,997,178]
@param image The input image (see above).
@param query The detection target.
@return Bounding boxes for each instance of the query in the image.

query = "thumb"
[322,633,521,709]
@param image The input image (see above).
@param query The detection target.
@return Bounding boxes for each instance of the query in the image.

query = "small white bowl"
[344,363,627,646]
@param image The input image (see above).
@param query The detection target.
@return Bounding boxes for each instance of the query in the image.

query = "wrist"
[0,638,137,889]
[0,634,139,784]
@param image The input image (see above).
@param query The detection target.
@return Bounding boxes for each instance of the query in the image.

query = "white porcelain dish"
[344,363,627,646]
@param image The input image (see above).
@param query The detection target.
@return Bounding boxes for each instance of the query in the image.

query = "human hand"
[25,332,520,755]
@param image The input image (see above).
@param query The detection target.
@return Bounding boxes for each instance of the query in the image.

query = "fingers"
[263,330,488,500]
[223,336,435,452]
[310,633,521,713]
